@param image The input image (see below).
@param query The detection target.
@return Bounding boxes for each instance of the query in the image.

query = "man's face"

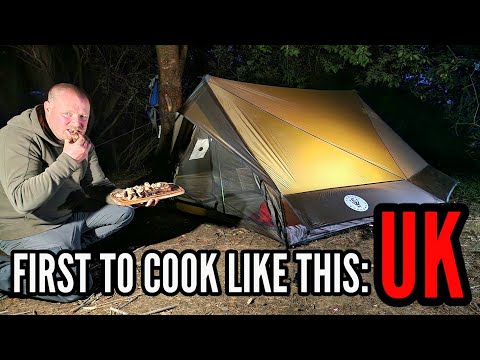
[44,89,90,141]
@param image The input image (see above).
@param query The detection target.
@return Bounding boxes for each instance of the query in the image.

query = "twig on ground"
[90,297,123,309]
[118,294,143,309]
[70,293,101,313]
[11,310,33,315]
[109,307,129,315]
[0,310,8,315]
[468,302,480,315]
[86,293,143,311]
[141,305,176,315]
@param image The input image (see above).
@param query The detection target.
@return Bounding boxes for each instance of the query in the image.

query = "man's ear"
[44,100,50,112]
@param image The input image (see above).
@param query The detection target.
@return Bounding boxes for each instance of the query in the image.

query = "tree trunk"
[153,45,188,180]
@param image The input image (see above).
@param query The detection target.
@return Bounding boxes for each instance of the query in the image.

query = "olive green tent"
[171,75,457,246]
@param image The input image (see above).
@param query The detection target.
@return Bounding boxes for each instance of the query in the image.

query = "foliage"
[208,45,480,161]
[450,173,480,212]
[210,45,309,87]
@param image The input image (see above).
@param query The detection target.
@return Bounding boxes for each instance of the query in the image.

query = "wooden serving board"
[109,183,185,206]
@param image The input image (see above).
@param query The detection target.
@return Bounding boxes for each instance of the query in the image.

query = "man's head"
[43,83,90,142]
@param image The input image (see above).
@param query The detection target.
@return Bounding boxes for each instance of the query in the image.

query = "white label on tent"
[344,195,369,212]
[189,139,209,160]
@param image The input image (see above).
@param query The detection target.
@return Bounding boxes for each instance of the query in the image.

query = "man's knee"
[116,205,135,227]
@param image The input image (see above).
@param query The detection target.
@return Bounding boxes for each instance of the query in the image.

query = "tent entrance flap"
[173,122,284,243]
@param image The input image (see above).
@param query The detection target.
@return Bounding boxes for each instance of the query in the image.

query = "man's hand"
[129,198,161,208]
[145,198,161,207]
[63,131,91,163]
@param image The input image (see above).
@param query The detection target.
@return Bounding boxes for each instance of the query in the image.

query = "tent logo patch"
[344,195,369,212]
[189,139,210,160]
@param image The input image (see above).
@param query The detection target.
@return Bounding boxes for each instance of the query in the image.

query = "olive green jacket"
[0,105,116,240]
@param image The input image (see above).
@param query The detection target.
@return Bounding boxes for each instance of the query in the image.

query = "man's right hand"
[63,130,91,163]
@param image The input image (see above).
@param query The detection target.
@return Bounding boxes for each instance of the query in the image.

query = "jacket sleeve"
[0,131,81,214]
[81,145,119,205]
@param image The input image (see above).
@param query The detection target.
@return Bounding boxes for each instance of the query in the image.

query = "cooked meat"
[67,129,80,143]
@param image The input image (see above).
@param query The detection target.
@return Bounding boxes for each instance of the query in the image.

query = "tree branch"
[97,93,136,139]
[447,45,479,135]
[179,45,188,79]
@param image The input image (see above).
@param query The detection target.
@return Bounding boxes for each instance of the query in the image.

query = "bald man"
[0,83,138,302]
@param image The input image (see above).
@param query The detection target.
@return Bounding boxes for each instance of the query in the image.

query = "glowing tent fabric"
[172,75,457,246]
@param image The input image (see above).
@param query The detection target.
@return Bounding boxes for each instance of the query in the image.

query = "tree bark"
[153,45,188,180]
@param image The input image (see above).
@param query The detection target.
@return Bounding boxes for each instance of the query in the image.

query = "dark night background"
[1,45,479,182]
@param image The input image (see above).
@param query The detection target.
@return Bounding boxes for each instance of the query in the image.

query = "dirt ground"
[1,195,479,316]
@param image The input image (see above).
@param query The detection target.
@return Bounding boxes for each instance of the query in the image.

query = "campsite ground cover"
[1,172,479,316]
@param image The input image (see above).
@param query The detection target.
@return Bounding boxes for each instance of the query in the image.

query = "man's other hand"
[145,198,161,207]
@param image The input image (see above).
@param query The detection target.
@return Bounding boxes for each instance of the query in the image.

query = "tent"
[170,75,458,247]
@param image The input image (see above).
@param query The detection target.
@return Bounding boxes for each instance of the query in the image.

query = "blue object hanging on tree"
[146,75,161,138]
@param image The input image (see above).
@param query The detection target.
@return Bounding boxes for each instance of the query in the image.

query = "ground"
[1,195,479,316]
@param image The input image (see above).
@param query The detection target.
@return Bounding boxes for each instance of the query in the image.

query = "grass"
[450,173,480,213]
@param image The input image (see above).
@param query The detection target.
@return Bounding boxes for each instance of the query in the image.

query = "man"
[0,83,159,302]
